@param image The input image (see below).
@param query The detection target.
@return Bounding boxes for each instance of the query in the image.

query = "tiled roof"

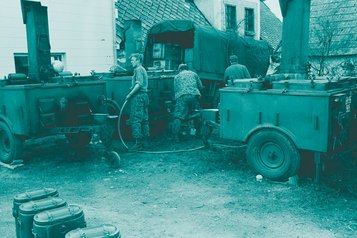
[260,1,282,50]
[116,0,210,40]
[309,0,357,56]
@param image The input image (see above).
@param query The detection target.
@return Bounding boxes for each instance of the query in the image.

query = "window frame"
[244,7,255,36]
[225,4,237,31]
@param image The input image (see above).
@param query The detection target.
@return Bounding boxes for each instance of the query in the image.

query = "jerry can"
[32,205,86,238]
[65,224,121,238]
[13,188,59,238]
[17,197,67,238]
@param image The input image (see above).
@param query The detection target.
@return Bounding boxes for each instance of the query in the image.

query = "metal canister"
[18,197,67,238]
[65,224,121,238]
[32,205,86,238]
[13,188,59,238]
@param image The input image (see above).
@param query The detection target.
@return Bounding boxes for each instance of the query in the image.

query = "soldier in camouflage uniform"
[126,53,149,150]
[172,64,203,141]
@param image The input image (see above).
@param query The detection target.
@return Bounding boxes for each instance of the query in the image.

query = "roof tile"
[116,0,210,41]
[310,0,357,56]
[260,1,282,49]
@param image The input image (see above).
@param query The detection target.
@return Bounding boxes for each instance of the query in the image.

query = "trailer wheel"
[246,129,301,181]
[0,121,23,164]
[66,132,92,147]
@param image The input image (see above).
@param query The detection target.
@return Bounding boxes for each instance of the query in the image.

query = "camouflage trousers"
[172,94,200,135]
[129,92,149,139]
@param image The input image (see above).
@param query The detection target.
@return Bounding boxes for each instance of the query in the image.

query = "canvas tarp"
[147,20,272,78]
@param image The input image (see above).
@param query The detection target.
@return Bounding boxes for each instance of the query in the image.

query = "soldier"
[224,55,251,86]
[172,64,203,142]
[126,53,149,150]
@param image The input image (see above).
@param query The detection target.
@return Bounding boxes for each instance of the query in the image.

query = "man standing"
[126,53,149,150]
[224,55,251,85]
[172,64,203,142]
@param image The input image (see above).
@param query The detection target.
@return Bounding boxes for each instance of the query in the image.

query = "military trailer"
[218,0,357,181]
[220,77,356,180]
[0,0,114,164]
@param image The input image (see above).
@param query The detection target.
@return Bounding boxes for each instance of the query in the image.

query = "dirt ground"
[0,133,356,238]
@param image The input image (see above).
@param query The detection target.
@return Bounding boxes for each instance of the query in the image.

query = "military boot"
[129,139,143,151]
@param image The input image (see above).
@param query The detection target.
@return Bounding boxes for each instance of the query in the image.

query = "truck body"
[144,20,272,107]
[104,20,272,138]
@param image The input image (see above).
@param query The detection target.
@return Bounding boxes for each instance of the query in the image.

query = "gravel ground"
[0,135,356,238]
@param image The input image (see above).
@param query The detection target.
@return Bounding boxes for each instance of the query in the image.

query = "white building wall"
[195,0,260,40]
[0,0,116,78]
[194,0,223,29]
[0,1,27,77]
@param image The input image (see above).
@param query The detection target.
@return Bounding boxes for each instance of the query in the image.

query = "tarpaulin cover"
[147,20,272,78]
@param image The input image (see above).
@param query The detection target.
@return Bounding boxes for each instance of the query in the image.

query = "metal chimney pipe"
[279,0,311,76]
[23,1,52,82]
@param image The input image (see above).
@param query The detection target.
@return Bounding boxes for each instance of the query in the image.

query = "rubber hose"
[118,99,129,150]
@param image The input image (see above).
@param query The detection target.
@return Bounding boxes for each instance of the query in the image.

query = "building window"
[14,53,65,74]
[225,4,237,30]
[244,8,255,36]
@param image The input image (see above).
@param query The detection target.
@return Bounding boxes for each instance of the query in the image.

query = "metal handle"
[59,224,67,234]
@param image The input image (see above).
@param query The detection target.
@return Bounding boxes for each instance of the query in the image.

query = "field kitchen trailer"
[0,0,115,164]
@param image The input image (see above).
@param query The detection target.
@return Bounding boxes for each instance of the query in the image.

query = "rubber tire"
[246,129,301,181]
[66,132,92,147]
[0,121,23,164]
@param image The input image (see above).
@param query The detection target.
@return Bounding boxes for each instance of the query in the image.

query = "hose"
[117,99,205,154]
[136,145,205,154]
[117,100,242,154]
[118,99,129,150]
[212,143,247,149]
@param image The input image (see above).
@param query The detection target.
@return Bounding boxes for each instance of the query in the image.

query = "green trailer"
[217,0,357,181]
[0,1,115,164]
[0,76,113,164]
[219,78,357,180]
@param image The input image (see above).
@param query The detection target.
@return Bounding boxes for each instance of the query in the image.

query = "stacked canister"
[13,188,120,238]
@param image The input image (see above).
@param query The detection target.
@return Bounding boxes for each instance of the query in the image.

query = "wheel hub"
[260,142,284,169]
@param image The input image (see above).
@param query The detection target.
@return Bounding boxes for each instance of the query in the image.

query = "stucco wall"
[194,0,222,29]
[0,0,116,78]
[194,0,260,40]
